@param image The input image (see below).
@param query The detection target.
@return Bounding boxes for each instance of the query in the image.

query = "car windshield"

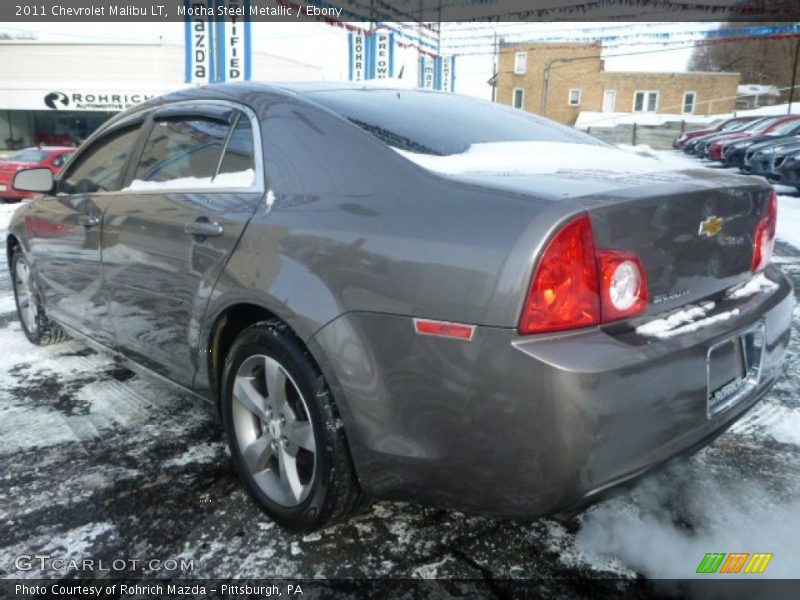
[306,89,603,156]
[8,149,50,163]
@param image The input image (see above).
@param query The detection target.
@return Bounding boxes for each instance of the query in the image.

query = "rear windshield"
[306,89,603,156]
[9,149,50,163]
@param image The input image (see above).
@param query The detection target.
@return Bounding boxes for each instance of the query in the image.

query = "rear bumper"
[309,266,794,517]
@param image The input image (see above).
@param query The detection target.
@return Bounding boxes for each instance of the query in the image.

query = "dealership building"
[0,41,322,150]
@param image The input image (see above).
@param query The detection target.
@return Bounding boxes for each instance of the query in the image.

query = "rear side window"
[129,112,255,191]
[61,126,141,194]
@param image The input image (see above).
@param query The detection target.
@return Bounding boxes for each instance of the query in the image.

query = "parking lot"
[1,157,799,592]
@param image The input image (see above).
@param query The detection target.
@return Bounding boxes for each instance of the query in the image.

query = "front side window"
[61,126,142,194]
[682,91,696,114]
[513,88,525,109]
[568,89,581,106]
[129,113,255,191]
[514,52,527,75]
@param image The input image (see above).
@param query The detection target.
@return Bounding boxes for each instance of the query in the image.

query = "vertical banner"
[371,30,394,79]
[348,32,367,82]
[184,0,215,84]
[419,55,435,89]
[440,56,455,93]
[217,0,251,82]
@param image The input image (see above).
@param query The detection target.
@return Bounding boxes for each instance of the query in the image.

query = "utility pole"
[789,37,800,115]
[491,30,498,102]
[542,58,574,118]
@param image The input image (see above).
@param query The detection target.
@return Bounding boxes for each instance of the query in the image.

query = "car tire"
[11,248,68,346]
[221,319,366,532]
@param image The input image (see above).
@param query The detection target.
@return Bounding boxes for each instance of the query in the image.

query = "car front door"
[102,103,264,387]
[27,120,145,346]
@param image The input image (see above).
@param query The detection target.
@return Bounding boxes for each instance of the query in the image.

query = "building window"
[683,91,697,114]
[633,91,659,112]
[568,89,581,106]
[514,52,527,75]
[512,88,525,109]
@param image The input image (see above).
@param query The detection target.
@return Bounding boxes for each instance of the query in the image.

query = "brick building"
[495,42,740,125]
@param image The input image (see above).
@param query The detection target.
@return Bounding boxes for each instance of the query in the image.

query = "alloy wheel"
[14,257,38,335]
[231,354,317,507]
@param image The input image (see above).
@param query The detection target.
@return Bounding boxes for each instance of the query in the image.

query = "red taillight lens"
[752,189,778,272]
[597,250,648,322]
[519,214,649,334]
[518,214,600,334]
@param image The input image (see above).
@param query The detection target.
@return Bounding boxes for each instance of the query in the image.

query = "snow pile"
[125,169,255,191]
[577,101,800,131]
[727,272,779,299]
[636,302,741,339]
[575,464,800,579]
[395,141,677,176]
[576,111,722,130]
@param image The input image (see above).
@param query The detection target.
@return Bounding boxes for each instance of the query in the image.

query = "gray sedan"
[6,83,794,532]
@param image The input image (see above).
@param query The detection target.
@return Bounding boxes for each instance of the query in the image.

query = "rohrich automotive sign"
[0,89,161,111]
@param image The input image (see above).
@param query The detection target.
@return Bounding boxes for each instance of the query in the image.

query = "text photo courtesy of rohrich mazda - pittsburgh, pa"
[2,1,800,599]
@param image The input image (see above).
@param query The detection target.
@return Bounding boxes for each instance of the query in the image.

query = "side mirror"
[13,167,54,194]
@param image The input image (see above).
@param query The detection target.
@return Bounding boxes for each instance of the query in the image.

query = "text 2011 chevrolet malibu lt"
[7,84,793,531]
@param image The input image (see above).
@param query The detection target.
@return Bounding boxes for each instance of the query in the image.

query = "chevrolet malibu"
[6,83,793,532]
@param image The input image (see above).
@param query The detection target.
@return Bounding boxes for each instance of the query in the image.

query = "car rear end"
[328,170,792,517]
[497,180,792,514]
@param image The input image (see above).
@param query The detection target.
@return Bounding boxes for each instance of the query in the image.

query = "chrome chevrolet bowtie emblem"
[699,215,726,237]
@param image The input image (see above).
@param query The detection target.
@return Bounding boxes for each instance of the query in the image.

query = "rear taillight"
[597,250,648,322]
[518,214,648,334]
[752,189,778,272]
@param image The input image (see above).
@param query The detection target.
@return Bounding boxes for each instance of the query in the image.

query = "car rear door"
[27,119,146,346]
[102,102,264,388]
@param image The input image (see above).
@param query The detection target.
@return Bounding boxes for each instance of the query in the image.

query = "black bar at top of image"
[2,0,800,22]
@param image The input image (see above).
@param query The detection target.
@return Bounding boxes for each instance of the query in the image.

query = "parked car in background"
[711,118,800,163]
[746,140,800,179]
[775,150,800,190]
[722,120,800,169]
[0,146,75,202]
[683,117,774,156]
[673,116,760,150]
[6,84,793,532]
[698,116,800,159]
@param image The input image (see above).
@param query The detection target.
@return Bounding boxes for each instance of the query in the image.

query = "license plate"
[0,184,6,191]
[707,323,765,418]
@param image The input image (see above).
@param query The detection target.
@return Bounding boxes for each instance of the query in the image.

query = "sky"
[1,21,716,100]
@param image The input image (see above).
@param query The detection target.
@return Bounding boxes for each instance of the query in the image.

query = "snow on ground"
[577,101,800,130]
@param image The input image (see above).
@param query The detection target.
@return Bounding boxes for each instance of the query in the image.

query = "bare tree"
[689,22,800,99]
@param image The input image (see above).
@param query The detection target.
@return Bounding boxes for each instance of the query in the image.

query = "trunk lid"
[582,183,768,315]
[397,141,771,316]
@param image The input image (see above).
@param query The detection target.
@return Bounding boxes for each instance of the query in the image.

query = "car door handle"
[77,214,101,227]
[184,219,223,238]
